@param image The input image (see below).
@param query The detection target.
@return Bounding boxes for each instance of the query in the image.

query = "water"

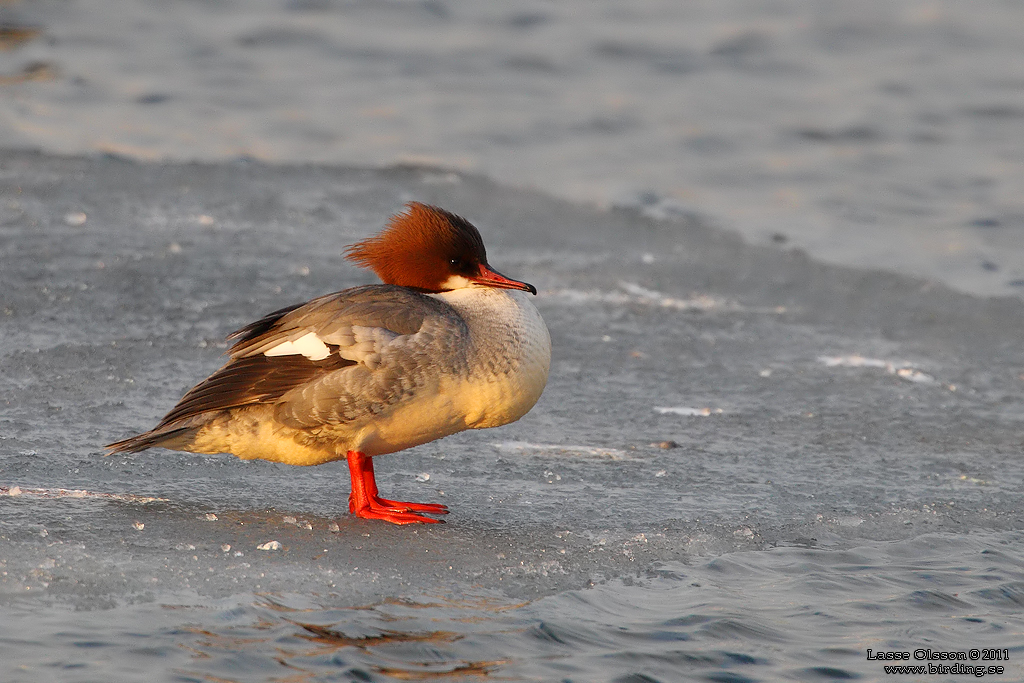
[2,2,1024,681]
[4,0,1024,296]
[5,534,1024,682]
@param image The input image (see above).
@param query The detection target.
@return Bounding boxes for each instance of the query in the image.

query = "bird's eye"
[449,258,463,268]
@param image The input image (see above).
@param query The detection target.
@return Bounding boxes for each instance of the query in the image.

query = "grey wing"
[228,285,441,356]
[154,285,468,432]
[266,287,472,429]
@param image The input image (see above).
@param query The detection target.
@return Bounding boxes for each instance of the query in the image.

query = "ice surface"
[1,154,1023,672]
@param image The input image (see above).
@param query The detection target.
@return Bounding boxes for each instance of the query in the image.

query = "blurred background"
[3,0,1024,295]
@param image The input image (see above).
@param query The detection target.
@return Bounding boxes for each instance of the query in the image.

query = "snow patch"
[492,441,628,459]
[654,406,723,416]
[818,355,936,383]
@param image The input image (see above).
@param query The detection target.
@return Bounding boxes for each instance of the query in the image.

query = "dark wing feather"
[226,301,306,347]
[154,352,354,429]
[106,352,354,454]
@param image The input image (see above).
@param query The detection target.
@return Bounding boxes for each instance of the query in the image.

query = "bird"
[107,202,551,525]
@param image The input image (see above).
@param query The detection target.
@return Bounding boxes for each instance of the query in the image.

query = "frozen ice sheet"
[1,153,1024,681]
[1,150,1023,606]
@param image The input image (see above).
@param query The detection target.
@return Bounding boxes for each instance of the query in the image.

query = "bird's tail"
[105,426,196,455]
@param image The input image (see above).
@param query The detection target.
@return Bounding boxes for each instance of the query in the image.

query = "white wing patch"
[264,331,331,361]
[260,325,401,370]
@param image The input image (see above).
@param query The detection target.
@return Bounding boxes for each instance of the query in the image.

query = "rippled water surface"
[5,533,1024,682]
[4,533,1023,682]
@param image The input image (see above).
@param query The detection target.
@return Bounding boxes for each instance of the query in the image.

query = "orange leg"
[346,450,449,525]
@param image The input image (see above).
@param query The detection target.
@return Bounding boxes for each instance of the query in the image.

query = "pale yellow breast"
[437,287,551,429]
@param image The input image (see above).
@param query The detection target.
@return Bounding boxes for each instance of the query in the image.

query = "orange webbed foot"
[346,450,448,525]
[373,497,449,515]
[352,504,446,525]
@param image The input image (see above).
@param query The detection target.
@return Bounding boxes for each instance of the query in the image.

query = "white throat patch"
[438,274,474,291]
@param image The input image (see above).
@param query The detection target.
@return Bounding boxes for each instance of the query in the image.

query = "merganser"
[107,203,551,525]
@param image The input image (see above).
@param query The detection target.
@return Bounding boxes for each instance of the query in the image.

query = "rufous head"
[344,203,537,294]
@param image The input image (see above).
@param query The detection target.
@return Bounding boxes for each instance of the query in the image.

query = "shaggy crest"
[344,203,488,291]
